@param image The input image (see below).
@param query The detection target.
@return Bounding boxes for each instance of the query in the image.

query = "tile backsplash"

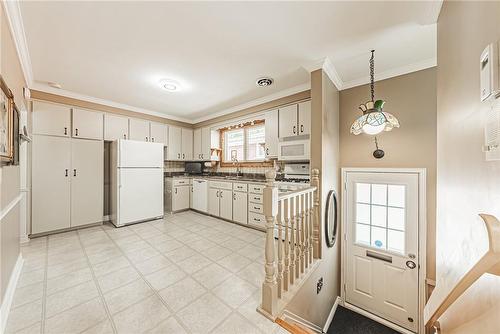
[163,160,284,174]
[164,161,185,172]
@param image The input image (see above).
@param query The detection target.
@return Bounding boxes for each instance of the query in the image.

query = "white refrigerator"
[110,139,164,227]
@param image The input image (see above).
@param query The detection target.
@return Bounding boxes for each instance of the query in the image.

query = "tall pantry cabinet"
[31,101,104,234]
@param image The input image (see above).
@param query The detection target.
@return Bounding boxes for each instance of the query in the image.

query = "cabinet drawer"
[249,193,263,204]
[233,183,248,192]
[249,203,263,214]
[209,181,233,190]
[173,178,190,186]
[248,212,265,228]
[249,184,264,194]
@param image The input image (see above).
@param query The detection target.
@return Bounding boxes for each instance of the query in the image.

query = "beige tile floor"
[6,211,288,334]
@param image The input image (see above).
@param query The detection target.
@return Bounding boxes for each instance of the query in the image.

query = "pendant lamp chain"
[370,49,375,102]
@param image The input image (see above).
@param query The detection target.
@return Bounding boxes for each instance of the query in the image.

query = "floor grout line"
[76,229,118,334]
[40,236,49,334]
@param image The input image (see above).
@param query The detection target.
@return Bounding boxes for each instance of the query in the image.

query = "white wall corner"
[0,254,24,333]
[322,296,342,333]
[302,57,344,91]
[2,0,34,86]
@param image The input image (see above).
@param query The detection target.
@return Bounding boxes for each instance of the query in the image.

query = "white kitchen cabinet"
[208,188,220,216]
[168,126,182,160]
[182,128,193,160]
[32,135,71,234]
[232,191,248,224]
[190,184,193,209]
[104,113,129,141]
[193,128,202,160]
[33,101,71,137]
[298,101,311,135]
[129,118,150,142]
[265,109,279,158]
[172,185,190,211]
[72,108,103,140]
[150,122,166,144]
[279,104,298,138]
[70,139,103,227]
[219,189,233,221]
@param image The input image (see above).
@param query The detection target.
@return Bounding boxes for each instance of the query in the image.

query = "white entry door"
[344,171,419,332]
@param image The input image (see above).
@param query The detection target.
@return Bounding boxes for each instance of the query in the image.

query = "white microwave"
[278,139,310,161]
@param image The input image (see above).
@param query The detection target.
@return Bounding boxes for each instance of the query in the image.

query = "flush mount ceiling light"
[350,50,400,136]
[159,79,181,92]
[256,77,274,87]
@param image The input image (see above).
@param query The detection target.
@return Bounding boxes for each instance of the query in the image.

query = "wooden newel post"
[261,169,278,316]
[311,169,321,259]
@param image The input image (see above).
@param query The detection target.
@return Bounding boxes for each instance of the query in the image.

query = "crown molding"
[30,82,193,123]
[341,57,437,90]
[2,0,34,86]
[191,82,311,124]
[302,57,343,90]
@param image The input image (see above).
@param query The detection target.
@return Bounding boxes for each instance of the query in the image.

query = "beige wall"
[286,69,341,327]
[0,4,26,304]
[434,1,500,332]
[339,68,437,281]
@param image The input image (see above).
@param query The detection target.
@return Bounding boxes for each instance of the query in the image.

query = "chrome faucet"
[232,157,243,176]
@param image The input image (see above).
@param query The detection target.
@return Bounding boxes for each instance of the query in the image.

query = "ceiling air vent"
[256,77,274,87]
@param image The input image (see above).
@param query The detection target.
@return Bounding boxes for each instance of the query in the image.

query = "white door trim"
[341,167,427,334]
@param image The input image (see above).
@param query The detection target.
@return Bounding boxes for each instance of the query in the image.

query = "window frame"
[219,119,273,167]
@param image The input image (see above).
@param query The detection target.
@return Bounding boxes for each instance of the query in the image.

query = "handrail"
[424,214,500,329]
[278,186,317,200]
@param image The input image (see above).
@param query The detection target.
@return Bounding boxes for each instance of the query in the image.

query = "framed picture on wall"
[0,75,15,163]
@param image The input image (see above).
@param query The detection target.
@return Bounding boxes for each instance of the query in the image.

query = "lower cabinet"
[208,182,233,220]
[32,135,103,234]
[219,189,232,221]
[208,188,220,216]
[172,185,190,211]
[232,191,248,224]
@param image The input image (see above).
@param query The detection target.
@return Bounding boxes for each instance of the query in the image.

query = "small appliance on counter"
[110,139,164,227]
[185,161,204,174]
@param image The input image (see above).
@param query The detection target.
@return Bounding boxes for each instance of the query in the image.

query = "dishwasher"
[191,179,208,213]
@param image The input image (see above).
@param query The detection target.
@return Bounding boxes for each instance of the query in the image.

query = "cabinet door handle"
[73,169,77,177]
[301,124,304,133]
[146,137,148,142]
[254,206,259,210]
[123,134,126,139]
[293,125,296,134]
[151,137,155,142]
[65,169,68,177]
[216,190,219,198]
[175,188,177,194]
[233,193,236,200]
[178,153,180,159]
[220,191,223,199]
[64,127,67,135]
[255,218,261,222]
[266,148,269,156]
[75,128,78,136]
[183,153,185,159]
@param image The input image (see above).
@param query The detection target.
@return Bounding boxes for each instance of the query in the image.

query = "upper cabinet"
[182,128,193,160]
[265,109,278,158]
[33,101,71,137]
[167,126,182,160]
[72,108,103,140]
[150,122,166,144]
[129,118,150,142]
[278,101,311,138]
[104,113,129,141]
[298,101,311,135]
[193,127,216,161]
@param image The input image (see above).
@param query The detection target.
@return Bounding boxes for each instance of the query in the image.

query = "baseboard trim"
[322,296,342,333]
[19,234,29,244]
[0,254,24,333]
[343,302,415,334]
[281,310,323,333]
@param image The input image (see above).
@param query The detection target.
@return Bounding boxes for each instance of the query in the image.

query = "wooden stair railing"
[258,169,321,320]
[424,214,500,331]
[276,318,316,334]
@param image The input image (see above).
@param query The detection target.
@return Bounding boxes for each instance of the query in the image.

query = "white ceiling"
[17,1,440,123]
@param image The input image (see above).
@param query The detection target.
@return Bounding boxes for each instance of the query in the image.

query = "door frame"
[340,168,427,334]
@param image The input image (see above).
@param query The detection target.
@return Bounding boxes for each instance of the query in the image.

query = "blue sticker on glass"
[374,240,383,247]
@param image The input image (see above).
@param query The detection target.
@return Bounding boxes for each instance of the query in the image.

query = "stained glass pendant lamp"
[350,50,400,136]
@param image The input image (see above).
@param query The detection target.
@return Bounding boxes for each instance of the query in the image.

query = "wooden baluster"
[277,199,284,298]
[283,198,290,292]
[311,169,321,259]
[304,191,310,269]
[289,196,296,285]
[308,189,314,264]
[300,193,306,274]
[261,170,278,316]
[295,194,301,279]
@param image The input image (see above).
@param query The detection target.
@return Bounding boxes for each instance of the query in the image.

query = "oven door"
[278,139,310,161]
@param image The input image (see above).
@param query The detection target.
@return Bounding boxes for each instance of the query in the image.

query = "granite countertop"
[163,172,268,183]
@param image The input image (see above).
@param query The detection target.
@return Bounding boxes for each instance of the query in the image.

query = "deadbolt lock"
[408,253,416,259]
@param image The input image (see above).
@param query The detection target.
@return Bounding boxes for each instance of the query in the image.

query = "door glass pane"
[388,230,405,253]
[371,205,387,227]
[371,184,387,205]
[356,203,370,224]
[356,224,370,245]
[371,226,386,249]
[388,207,405,231]
[388,185,405,208]
[356,183,370,203]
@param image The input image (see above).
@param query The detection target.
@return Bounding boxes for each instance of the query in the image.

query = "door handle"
[75,128,78,136]
[65,169,68,177]
[406,260,417,269]
[64,127,68,135]
[293,125,296,134]
[300,125,304,133]
[366,250,392,263]
[73,169,77,177]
